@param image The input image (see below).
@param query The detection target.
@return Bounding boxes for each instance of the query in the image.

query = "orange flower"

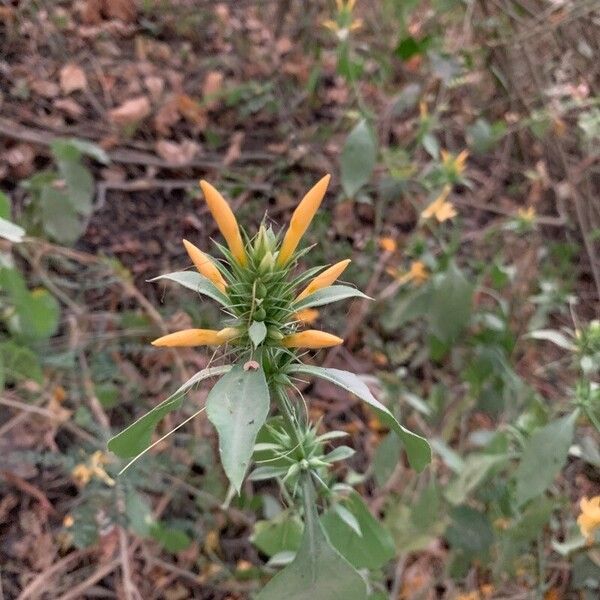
[578,496,600,542]
[182,239,227,293]
[296,259,351,301]
[388,261,429,286]
[199,180,247,265]
[421,186,457,222]
[294,308,320,324]
[278,175,331,265]
[151,327,240,347]
[441,149,469,176]
[378,237,397,253]
[282,330,343,349]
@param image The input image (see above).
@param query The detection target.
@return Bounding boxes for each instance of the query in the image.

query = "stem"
[272,384,304,450]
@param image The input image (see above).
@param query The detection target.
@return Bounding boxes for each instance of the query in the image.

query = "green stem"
[272,384,304,451]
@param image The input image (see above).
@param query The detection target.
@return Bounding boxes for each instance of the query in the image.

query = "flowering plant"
[108,176,430,597]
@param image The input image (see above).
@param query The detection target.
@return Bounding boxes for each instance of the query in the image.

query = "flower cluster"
[152,175,351,360]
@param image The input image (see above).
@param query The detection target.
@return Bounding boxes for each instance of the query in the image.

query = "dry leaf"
[176,94,207,128]
[59,64,87,94]
[30,80,60,99]
[103,0,137,22]
[155,139,201,166]
[202,71,223,110]
[54,98,84,118]
[154,97,180,135]
[109,96,151,126]
[223,131,244,166]
[144,76,164,101]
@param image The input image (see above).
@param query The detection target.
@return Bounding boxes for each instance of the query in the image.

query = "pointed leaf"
[257,481,367,600]
[108,365,231,458]
[0,217,25,243]
[293,285,370,311]
[150,271,229,306]
[249,320,268,347]
[206,364,270,493]
[290,365,430,471]
[340,119,377,198]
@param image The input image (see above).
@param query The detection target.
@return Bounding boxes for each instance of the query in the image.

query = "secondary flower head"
[200,180,247,266]
[378,237,397,253]
[388,260,429,286]
[323,0,362,40]
[72,451,115,487]
[578,496,600,543]
[517,206,536,223]
[150,176,359,356]
[421,185,457,223]
[441,149,469,181]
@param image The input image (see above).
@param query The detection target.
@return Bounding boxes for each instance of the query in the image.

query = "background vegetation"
[1,0,599,598]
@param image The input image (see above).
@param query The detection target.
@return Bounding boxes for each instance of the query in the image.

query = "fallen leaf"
[6,144,36,178]
[30,80,60,99]
[202,71,223,110]
[223,131,244,166]
[54,98,84,118]
[59,64,87,94]
[103,0,137,22]
[144,76,164,101]
[155,139,201,166]
[154,97,180,135]
[109,96,151,126]
[176,94,206,128]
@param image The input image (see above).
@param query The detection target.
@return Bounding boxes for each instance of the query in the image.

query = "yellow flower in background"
[388,260,429,286]
[152,327,240,347]
[183,239,227,293]
[421,185,457,222]
[323,0,362,39]
[278,174,331,265]
[296,259,351,301]
[200,180,247,266]
[282,330,343,349]
[517,206,536,223]
[72,451,115,487]
[295,308,320,324]
[378,236,397,253]
[578,496,600,542]
[441,149,469,177]
[419,101,429,120]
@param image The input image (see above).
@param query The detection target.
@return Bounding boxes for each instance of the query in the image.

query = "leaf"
[293,285,370,311]
[249,320,267,347]
[58,159,94,216]
[252,512,303,557]
[446,505,493,556]
[59,64,87,94]
[382,284,432,332]
[0,340,43,385]
[40,187,82,244]
[422,133,440,159]
[14,288,60,340]
[150,523,191,553]
[107,365,231,458]
[340,119,377,198]
[206,364,270,493]
[514,411,577,506]
[445,453,509,505]
[150,271,229,307]
[54,138,110,164]
[0,217,25,243]
[257,482,367,600]
[0,191,10,219]
[321,492,396,570]
[526,329,574,351]
[428,262,473,343]
[373,432,402,486]
[290,365,431,471]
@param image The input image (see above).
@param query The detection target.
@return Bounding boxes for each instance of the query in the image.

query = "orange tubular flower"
[294,308,320,324]
[296,259,351,301]
[152,327,240,347]
[421,185,457,223]
[578,496,600,542]
[182,239,227,293]
[199,180,247,266]
[277,175,331,265]
[282,330,343,349]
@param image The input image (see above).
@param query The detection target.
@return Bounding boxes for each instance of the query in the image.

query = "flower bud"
[281,330,343,349]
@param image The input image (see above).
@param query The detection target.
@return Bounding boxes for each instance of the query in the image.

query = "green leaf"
[249,320,268,348]
[59,159,94,216]
[428,262,473,343]
[321,492,395,570]
[445,453,509,505]
[150,523,191,553]
[14,289,60,340]
[40,187,82,244]
[150,271,230,307]
[373,432,402,486]
[526,329,575,351]
[0,340,43,384]
[107,365,231,458]
[446,505,493,556]
[340,119,377,198]
[206,363,270,493]
[0,191,10,219]
[290,365,431,471]
[0,217,25,243]
[51,137,110,165]
[252,512,303,557]
[382,284,432,332]
[514,411,577,506]
[293,285,370,311]
[125,490,154,537]
[257,481,367,600]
